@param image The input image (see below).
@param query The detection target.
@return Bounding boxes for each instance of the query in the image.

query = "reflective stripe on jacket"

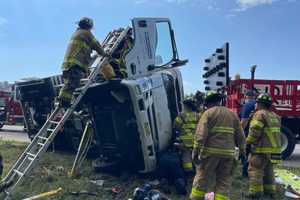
[247,109,282,158]
[194,106,246,158]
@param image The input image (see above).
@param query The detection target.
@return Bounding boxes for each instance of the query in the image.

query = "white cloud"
[235,0,276,11]
[0,17,8,26]
[226,14,237,18]
[165,0,190,3]
[134,0,199,4]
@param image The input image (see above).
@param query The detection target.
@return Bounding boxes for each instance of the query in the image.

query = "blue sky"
[0,0,299,94]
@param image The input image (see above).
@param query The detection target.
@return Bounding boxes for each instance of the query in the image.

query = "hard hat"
[256,93,272,105]
[204,91,221,104]
[77,17,94,29]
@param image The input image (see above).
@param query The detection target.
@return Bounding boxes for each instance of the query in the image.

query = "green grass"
[0,140,298,199]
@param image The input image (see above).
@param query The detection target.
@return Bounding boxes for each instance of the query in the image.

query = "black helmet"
[256,93,272,106]
[183,98,196,110]
[204,91,221,104]
[77,17,94,30]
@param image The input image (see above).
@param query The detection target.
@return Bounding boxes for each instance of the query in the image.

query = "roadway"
[1,125,300,167]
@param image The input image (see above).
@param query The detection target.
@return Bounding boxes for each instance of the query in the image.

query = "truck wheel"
[281,126,296,159]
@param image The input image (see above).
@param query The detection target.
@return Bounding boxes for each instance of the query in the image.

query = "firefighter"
[193,91,205,113]
[109,28,133,78]
[190,91,246,200]
[246,93,281,199]
[173,98,200,173]
[58,17,109,107]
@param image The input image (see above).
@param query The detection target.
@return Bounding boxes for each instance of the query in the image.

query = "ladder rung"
[49,120,59,124]
[37,142,45,146]
[38,136,48,140]
[27,157,34,161]
[14,169,24,177]
[47,129,55,132]
[26,152,36,158]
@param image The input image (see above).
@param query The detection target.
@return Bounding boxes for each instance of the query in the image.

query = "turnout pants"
[181,149,193,173]
[58,65,85,104]
[190,156,234,200]
[248,154,276,195]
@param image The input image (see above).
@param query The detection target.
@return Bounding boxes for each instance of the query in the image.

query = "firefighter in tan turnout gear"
[173,98,201,173]
[246,93,281,199]
[190,91,246,200]
[58,17,109,107]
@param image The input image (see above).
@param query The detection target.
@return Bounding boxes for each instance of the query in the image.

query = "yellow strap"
[191,188,205,198]
[23,187,63,200]
[265,131,280,149]
[203,147,235,156]
[215,193,229,200]
[182,124,197,129]
[252,147,281,154]
[249,183,263,193]
[211,126,234,134]
[250,119,264,129]
[264,184,276,191]
[246,134,257,144]
[59,90,73,100]
[183,162,193,169]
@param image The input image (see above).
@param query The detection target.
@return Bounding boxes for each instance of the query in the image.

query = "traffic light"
[202,43,229,91]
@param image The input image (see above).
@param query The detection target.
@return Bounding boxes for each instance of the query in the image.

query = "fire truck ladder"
[2,27,131,200]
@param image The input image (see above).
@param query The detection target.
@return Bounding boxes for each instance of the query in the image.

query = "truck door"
[125,18,184,78]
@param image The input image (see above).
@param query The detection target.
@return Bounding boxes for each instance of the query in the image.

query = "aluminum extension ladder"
[2,27,131,200]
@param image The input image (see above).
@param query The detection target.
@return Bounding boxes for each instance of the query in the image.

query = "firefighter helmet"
[77,17,94,30]
[204,91,221,104]
[256,93,272,105]
[183,98,196,109]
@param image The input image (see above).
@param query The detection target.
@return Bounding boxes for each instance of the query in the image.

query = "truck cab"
[16,17,186,173]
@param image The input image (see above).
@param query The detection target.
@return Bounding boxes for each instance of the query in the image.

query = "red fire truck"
[203,43,299,159]
[0,88,23,129]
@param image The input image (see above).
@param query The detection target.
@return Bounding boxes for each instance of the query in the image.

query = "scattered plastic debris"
[112,187,122,194]
[90,179,104,186]
[69,190,97,196]
[205,192,215,200]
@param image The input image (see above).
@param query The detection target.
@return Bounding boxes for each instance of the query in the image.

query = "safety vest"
[247,110,282,163]
[174,111,201,148]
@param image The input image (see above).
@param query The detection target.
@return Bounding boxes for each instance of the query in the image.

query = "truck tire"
[281,126,296,159]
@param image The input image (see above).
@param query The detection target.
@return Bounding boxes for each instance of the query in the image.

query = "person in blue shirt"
[240,90,256,177]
